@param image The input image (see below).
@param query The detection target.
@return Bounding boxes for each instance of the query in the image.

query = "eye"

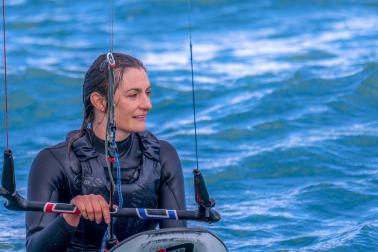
[146,89,151,97]
[127,92,138,98]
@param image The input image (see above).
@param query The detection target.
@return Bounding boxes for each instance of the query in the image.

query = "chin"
[119,122,146,134]
[133,128,146,133]
[130,125,147,133]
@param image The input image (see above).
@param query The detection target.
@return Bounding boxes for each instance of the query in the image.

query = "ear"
[90,92,106,113]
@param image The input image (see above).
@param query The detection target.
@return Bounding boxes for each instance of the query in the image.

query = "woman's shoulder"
[32,140,70,167]
[157,139,182,174]
[28,140,72,188]
[158,139,178,157]
[39,140,68,155]
[136,131,180,163]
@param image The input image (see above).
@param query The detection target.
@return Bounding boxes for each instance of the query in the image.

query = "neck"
[92,120,130,142]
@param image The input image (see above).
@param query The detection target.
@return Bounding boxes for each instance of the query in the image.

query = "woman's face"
[113,67,152,140]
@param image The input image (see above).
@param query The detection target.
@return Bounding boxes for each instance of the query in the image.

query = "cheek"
[115,100,135,118]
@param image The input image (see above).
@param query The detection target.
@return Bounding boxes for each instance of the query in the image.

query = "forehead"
[120,67,150,89]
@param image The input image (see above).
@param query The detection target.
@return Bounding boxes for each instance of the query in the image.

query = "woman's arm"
[158,140,187,228]
[26,147,77,252]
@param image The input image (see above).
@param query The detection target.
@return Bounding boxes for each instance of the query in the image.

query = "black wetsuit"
[26,130,186,252]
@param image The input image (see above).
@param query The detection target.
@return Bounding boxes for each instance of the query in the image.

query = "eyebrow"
[125,87,151,92]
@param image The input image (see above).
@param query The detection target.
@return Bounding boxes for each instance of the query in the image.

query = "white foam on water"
[199,156,242,170]
[23,13,54,23]
[196,104,223,117]
[250,60,293,76]
[316,30,353,43]
[63,40,92,49]
[220,193,295,220]
[192,42,221,62]
[333,16,378,34]
[198,16,376,81]
[17,36,60,46]
[139,18,374,82]
[0,214,25,245]
[26,56,59,66]
[210,61,275,78]
[164,127,216,138]
[155,96,355,171]
[301,222,365,251]
[222,204,366,249]
[296,105,328,117]
[205,122,378,168]
[143,51,188,71]
[275,123,376,150]
[158,88,273,137]
[315,58,352,67]
[197,88,273,119]
[229,89,274,105]
[233,36,303,58]
[141,31,296,79]
[193,75,218,84]
[162,114,215,130]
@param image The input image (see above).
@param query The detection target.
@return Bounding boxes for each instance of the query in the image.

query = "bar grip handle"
[2,149,15,194]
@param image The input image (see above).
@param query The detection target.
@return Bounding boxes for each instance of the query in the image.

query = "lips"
[132,115,147,121]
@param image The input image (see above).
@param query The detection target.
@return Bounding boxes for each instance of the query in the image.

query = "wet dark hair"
[68,52,146,150]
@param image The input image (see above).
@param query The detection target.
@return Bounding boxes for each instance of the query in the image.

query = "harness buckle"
[106,52,116,69]
[107,156,116,163]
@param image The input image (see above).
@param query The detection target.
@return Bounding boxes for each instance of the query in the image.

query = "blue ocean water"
[0,0,378,251]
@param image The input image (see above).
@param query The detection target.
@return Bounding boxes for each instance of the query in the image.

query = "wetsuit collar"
[88,129,132,154]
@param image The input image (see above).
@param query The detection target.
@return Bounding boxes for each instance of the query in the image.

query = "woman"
[25,53,186,251]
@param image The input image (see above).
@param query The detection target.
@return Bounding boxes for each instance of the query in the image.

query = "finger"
[72,196,88,220]
[97,195,111,224]
[82,195,95,221]
[92,196,104,224]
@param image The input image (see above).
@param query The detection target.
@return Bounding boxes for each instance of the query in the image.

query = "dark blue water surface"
[0,0,378,251]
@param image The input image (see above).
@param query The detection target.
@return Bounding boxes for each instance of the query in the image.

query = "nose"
[140,94,152,110]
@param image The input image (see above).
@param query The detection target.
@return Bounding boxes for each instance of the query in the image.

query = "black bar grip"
[193,169,214,208]
[2,149,16,194]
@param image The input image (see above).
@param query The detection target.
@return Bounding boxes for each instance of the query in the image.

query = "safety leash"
[2,0,9,150]
[187,0,216,216]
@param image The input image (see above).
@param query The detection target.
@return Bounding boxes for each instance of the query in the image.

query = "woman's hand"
[63,194,111,227]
